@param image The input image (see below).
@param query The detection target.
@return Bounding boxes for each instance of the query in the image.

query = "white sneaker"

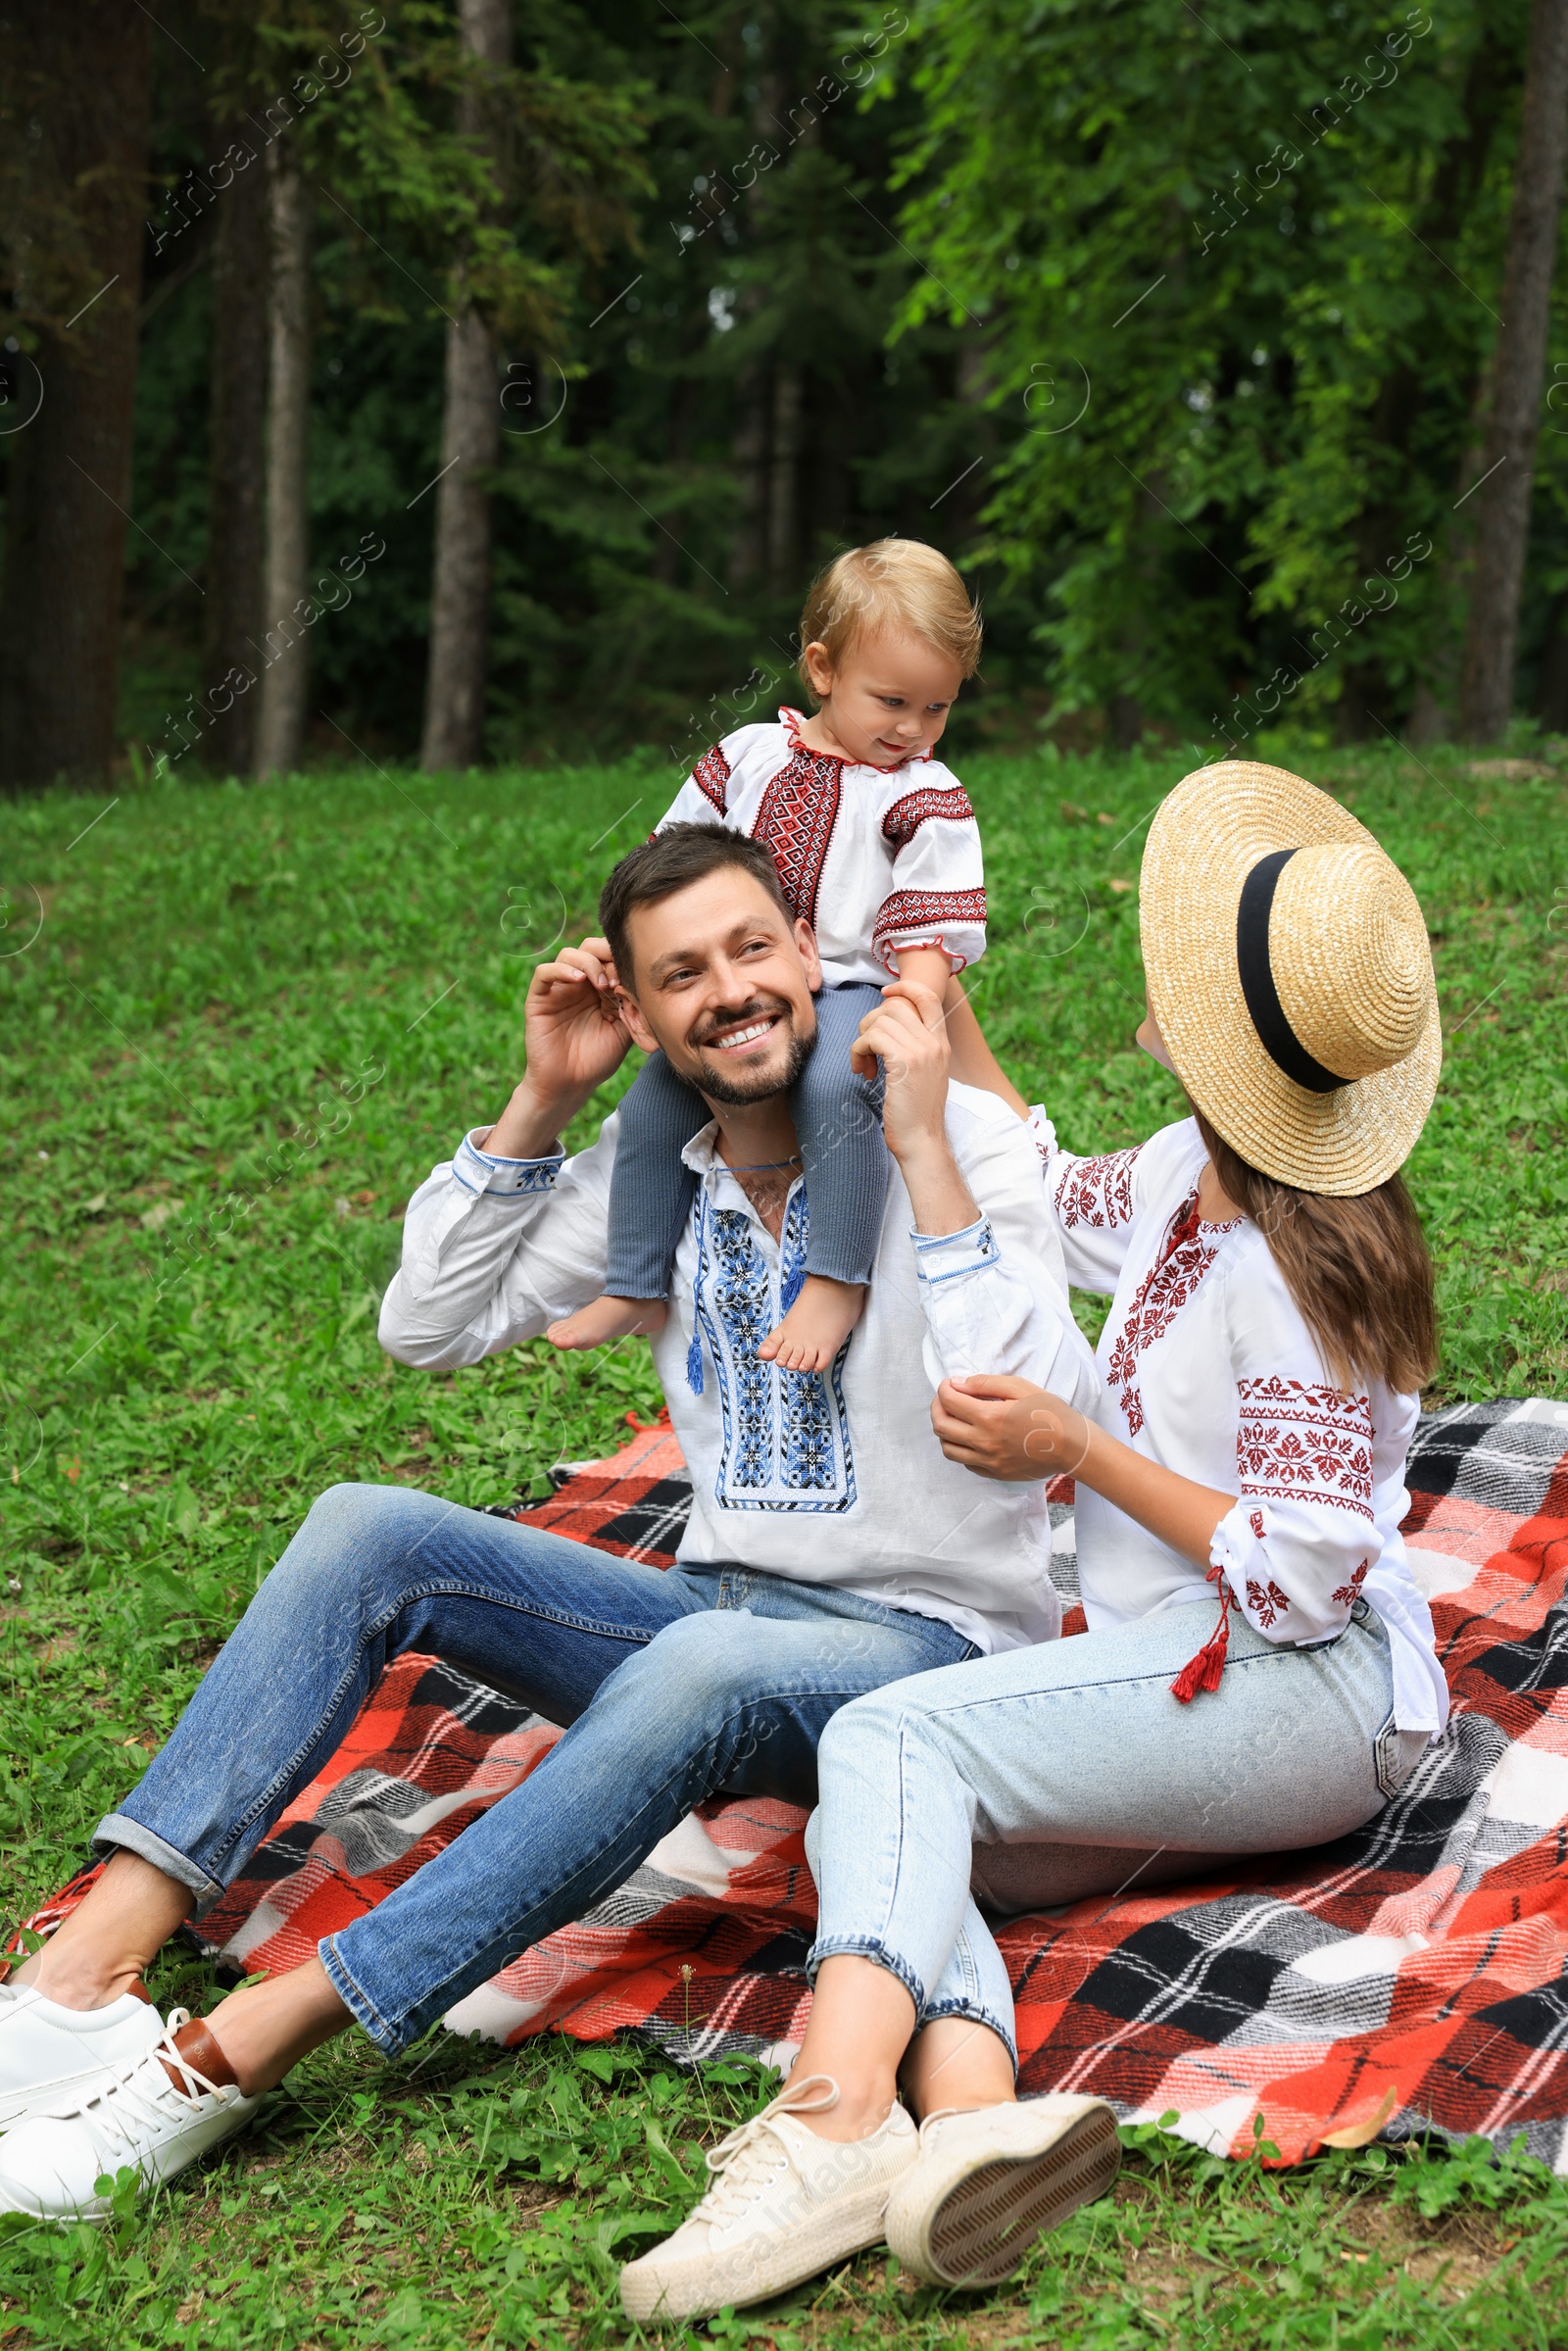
[885,2094,1122,2286]
[0,1981,165,2131]
[0,2008,259,2221]
[619,2076,918,2324]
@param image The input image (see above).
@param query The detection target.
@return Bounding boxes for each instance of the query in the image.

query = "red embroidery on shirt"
[1106,1193,1235,1437]
[871,887,988,968]
[691,743,730,815]
[1053,1148,1140,1233]
[1250,1509,1265,1540]
[1246,1577,1292,1629]
[752,748,844,929]
[1332,1557,1371,1606]
[881,783,977,854]
[1237,1377,1375,1520]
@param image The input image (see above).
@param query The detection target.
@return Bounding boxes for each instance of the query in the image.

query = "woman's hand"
[931,1374,1092,1482]
[936,1373,1238,1567]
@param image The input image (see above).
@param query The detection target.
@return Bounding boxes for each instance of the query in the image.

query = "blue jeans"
[806,1599,1422,2066]
[96,1483,972,2054]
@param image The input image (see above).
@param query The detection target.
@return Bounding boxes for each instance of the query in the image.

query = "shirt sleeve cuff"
[912,1215,1002,1285]
[453,1128,564,1199]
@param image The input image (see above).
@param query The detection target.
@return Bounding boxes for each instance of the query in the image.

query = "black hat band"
[1235,849,1348,1095]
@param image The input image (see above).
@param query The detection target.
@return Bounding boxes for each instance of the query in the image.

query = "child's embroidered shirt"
[1030,1110,1447,1738]
[658,709,986,986]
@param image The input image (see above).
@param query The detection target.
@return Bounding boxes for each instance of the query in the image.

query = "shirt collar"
[680,1119,723,1175]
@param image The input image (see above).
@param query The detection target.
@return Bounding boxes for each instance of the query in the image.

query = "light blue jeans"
[806,1598,1423,2065]
[96,1484,972,2054]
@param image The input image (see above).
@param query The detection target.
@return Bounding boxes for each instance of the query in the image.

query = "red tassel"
[1170,1567,1233,1703]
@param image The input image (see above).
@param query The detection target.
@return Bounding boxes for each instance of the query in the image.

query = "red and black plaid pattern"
[21,1399,1568,2166]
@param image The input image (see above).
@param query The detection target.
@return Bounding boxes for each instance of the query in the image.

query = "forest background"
[8,0,1568,788]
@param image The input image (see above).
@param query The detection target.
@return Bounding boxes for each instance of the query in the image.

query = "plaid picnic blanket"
[24,1398,1568,2167]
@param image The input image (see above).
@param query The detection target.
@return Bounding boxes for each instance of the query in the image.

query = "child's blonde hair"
[798,539,982,690]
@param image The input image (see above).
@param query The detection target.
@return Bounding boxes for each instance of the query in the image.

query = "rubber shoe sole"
[887,2102,1122,2287]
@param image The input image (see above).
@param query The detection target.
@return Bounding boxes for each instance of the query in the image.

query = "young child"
[548,538,987,1374]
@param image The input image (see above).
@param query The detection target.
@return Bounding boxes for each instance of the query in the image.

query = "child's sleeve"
[655,739,738,829]
[870,765,987,973]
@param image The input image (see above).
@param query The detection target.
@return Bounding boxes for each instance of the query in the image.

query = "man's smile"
[698,1009,785,1055]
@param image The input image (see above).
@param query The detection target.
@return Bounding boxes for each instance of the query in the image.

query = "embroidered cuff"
[912,1215,1002,1285]
[453,1128,564,1199]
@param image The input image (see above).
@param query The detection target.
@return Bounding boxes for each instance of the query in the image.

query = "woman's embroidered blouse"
[658,708,986,986]
[1032,1111,1447,1738]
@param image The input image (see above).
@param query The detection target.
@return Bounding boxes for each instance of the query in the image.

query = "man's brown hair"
[599,823,793,984]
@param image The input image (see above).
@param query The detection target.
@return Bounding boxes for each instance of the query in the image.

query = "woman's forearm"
[1077,1420,1234,1570]
[941,980,1029,1117]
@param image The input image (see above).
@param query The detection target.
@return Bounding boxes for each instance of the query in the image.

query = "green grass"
[0,741,1566,2349]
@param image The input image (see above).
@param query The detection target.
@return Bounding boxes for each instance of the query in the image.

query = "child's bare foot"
[759,1276,866,1373]
[547,1296,667,1349]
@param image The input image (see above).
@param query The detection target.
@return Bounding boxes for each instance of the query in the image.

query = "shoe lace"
[689,2074,840,2229]
[916,2107,964,2147]
[57,2008,230,2156]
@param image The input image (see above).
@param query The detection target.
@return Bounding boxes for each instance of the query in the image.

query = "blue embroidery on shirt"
[696,1186,856,1513]
[457,1139,562,1198]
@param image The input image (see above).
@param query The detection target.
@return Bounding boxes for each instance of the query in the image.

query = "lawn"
[1,739,1566,2349]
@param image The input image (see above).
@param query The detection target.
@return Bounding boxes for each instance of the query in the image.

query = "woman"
[620,760,1446,2324]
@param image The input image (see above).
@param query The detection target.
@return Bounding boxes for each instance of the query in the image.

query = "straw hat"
[1139,761,1440,1195]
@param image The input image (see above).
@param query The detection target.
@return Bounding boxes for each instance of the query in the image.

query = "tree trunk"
[203,143,270,777]
[255,148,314,781]
[420,0,511,772]
[1458,0,1568,742]
[0,1,152,789]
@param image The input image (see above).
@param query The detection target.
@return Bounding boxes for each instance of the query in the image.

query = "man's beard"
[682,996,815,1105]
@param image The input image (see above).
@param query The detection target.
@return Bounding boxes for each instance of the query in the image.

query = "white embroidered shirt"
[379,1084,1098,1654]
[1034,1112,1447,1737]
[657,708,986,986]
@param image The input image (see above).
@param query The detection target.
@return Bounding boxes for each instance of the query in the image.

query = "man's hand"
[931,1373,1092,1482]
[481,938,635,1159]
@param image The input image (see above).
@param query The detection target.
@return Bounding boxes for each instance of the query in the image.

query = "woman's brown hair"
[1194,1112,1437,1396]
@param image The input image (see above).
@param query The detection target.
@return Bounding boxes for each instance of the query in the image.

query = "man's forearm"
[896,1132,982,1238]
[479,1077,591,1161]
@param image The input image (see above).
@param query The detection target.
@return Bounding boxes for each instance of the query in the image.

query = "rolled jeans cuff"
[807,1933,928,2015]
[807,1933,1019,2070]
[917,1992,1018,2071]
[318,1934,408,2057]
[93,1813,225,1915]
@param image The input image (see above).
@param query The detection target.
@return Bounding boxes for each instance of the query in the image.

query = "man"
[0,824,1096,2218]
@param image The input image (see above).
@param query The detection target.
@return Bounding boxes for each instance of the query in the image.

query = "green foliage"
[892,0,1568,741]
[122,0,1023,765]
[0,746,1564,2342]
